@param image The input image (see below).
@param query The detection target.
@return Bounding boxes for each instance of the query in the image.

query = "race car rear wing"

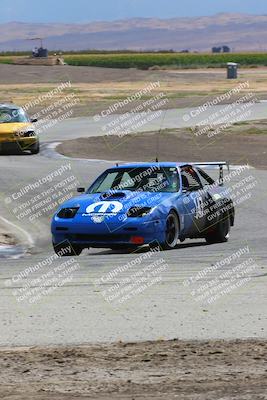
[191,161,230,186]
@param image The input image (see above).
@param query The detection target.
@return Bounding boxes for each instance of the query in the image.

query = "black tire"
[30,140,40,155]
[205,212,230,244]
[162,211,179,250]
[53,242,82,256]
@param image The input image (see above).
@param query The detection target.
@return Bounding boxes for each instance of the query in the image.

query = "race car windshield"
[88,167,180,193]
[0,108,29,123]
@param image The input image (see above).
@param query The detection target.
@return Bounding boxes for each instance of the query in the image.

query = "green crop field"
[63,53,267,69]
[1,52,267,69]
[0,56,13,64]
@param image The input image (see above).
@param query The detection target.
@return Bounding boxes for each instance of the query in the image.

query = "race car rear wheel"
[53,242,82,256]
[162,211,179,250]
[205,212,230,244]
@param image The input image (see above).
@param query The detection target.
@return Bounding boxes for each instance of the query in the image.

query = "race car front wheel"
[30,140,40,155]
[162,211,179,250]
[205,212,230,244]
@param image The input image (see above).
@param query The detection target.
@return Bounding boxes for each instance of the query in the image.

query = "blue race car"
[51,161,235,256]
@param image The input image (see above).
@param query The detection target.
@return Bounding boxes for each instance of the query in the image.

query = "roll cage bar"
[182,161,230,186]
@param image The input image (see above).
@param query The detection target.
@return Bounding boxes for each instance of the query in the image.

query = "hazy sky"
[1,0,267,23]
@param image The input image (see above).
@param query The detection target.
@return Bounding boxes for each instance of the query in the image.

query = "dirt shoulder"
[0,219,17,247]
[1,339,266,400]
[57,123,267,169]
[0,233,15,246]
[1,64,267,118]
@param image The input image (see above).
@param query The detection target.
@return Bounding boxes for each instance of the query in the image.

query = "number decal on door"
[194,196,205,219]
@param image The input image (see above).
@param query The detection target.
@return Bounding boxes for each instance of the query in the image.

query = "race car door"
[180,165,207,236]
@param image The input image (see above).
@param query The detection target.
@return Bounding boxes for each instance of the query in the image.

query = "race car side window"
[181,166,202,191]
[197,168,215,186]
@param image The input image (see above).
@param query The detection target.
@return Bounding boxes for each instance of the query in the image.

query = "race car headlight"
[22,130,36,137]
[15,130,36,138]
[57,207,79,219]
[127,206,152,218]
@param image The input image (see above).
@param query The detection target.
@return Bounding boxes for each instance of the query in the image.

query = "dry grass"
[0,67,267,117]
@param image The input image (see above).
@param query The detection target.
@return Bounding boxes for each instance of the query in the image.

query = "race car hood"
[59,190,173,215]
[0,122,32,135]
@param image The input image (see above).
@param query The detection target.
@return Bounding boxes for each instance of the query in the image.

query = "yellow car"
[0,104,39,154]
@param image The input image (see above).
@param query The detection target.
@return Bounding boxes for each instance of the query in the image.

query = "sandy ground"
[57,123,267,169]
[1,340,267,400]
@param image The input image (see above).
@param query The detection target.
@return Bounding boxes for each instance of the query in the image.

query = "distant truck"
[32,46,49,58]
[11,37,64,66]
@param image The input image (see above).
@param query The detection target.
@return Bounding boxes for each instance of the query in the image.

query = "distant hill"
[0,13,267,52]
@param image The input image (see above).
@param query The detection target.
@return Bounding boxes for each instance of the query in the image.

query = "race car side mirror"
[31,118,38,123]
[77,187,85,193]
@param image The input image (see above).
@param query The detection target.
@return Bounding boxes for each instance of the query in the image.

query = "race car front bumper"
[0,136,38,151]
[52,216,166,248]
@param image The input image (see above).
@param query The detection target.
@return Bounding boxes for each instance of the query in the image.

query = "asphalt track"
[0,105,266,347]
[45,101,267,141]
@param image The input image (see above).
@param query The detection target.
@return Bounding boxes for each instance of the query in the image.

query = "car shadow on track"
[0,150,32,156]
[86,240,207,256]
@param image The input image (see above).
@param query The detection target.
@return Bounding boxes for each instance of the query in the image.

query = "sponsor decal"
[82,201,123,217]
[194,196,205,219]
[91,215,105,223]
